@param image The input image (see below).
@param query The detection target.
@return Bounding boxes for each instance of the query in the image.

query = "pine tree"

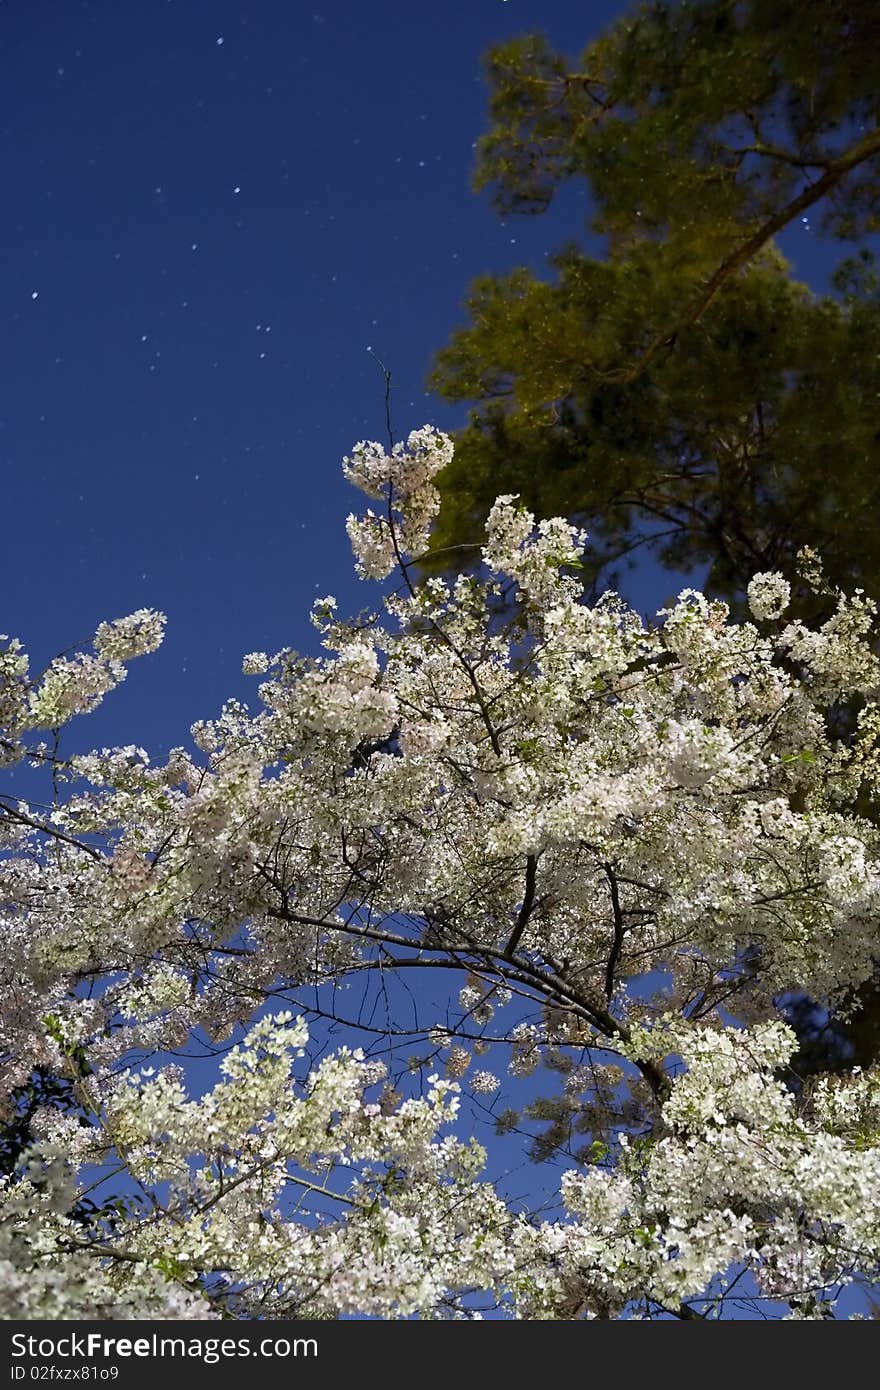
[428,0,880,606]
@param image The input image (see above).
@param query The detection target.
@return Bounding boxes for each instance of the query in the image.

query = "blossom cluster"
[4,428,880,1319]
[0,610,166,738]
[343,426,453,577]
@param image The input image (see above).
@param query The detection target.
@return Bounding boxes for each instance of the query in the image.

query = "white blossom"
[470,1071,501,1095]
[747,572,791,621]
[4,427,880,1320]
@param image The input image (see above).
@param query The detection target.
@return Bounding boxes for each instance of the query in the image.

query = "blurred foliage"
[0,1067,76,1181]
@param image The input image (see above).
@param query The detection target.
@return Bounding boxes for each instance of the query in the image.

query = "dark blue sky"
[2,0,834,758]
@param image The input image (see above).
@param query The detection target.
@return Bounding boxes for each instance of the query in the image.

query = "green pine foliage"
[428,0,880,606]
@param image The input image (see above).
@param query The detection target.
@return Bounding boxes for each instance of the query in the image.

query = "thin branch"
[609,126,880,386]
[0,800,104,861]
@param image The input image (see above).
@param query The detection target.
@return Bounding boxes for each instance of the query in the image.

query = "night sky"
[3,0,832,761]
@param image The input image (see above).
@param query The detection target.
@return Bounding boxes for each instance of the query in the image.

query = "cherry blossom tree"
[2,427,880,1319]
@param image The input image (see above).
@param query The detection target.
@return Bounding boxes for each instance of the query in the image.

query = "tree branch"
[504,853,538,957]
[609,126,880,386]
[0,800,104,861]
[602,862,626,1001]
